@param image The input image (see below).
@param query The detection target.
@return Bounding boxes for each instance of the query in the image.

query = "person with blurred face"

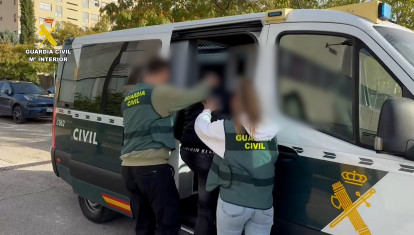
[195,80,279,235]
[121,58,218,235]
[174,73,229,235]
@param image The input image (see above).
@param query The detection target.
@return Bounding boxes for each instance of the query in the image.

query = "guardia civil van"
[51,1,414,234]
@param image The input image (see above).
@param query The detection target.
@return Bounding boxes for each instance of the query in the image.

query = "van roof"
[71,8,402,47]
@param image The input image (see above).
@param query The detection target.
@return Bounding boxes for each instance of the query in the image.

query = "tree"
[101,0,414,31]
[0,43,57,82]
[51,19,111,46]
[98,0,320,30]
[20,0,36,44]
[91,15,112,33]
[319,0,414,29]
[387,0,414,29]
[0,30,19,45]
[51,21,86,46]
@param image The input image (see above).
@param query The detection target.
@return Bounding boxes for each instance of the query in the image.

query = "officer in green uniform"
[206,119,278,210]
[121,58,218,235]
[205,120,278,235]
[195,80,278,234]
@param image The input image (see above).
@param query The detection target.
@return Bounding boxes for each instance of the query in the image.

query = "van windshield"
[11,83,48,95]
[375,26,414,68]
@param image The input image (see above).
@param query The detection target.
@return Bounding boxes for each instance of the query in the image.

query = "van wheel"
[78,196,119,223]
[12,105,26,124]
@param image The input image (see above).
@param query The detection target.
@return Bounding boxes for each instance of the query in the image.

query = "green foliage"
[74,93,101,113]
[51,19,111,46]
[74,92,124,116]
[100,0,414,30]
[319,0,414,29]
[0,43,58,82]
[51,22,86,46]
[20,0,36,44]
[91,15,112,33]
[386,0,414,29]
[0,30,19,45]
[103,92,125,116]
[99,0,322,30]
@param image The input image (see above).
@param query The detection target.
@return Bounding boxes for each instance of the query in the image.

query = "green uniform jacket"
[121,82,210,166]
[206,119,279,209]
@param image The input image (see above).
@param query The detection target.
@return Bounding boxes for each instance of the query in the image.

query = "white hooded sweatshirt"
[194,109,279,158]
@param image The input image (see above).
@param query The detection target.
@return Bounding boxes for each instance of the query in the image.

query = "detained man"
[174,75,229,235]
[121,58,218,235]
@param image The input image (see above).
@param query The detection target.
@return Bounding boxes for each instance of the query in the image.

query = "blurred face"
[157,67,170,84]
[144,67,170,85]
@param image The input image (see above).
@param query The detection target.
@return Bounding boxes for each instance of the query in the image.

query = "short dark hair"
[146,57,170,75]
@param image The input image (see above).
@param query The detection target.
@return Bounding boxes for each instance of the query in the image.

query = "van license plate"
[46,108,53,113]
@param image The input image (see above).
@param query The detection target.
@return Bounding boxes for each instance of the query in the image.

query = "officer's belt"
[210,161,274,187]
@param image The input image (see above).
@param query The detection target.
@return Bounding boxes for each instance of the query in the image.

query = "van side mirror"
[375,98,414,161]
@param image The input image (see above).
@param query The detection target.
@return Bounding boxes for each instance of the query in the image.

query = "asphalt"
[0,117,143,234]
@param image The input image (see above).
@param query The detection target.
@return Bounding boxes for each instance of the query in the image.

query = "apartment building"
[0,0,19,33]
[0,0,115,33]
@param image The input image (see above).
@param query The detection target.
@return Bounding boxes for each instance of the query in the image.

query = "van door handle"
[278,145,300,161]
[279,152,299,161]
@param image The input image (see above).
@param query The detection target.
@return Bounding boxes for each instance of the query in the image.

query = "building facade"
[0,0,20,33]
[0,0,115,33]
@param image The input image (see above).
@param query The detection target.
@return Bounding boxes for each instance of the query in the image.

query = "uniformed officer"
[195,80,279,235]
[121,58,218,235]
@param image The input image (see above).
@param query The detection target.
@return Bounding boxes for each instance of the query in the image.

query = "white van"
[51,1,414,234]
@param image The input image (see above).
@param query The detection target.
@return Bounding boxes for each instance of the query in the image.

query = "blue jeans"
[216,197,274,235]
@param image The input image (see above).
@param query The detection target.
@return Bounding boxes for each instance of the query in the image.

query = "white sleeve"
[194,109,226,158]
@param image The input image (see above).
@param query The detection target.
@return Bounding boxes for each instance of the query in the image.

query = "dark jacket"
[174,101,229,149]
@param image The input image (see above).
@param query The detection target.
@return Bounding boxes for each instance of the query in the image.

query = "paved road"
[0,117,136,234]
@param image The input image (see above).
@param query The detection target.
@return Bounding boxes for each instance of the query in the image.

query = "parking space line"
[0,160,51,172]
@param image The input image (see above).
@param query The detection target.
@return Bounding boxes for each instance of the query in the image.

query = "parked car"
[0,80,54,123]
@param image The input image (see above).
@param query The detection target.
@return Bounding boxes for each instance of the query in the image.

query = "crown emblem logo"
[341,170,367,187]
[330,170,375,234]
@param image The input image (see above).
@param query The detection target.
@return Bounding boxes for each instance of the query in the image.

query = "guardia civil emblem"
[330,170,376,235]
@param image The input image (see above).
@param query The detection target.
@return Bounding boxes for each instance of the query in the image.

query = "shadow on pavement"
[0,116,52,153]
[0,165,192,234]
[0,166,135,234]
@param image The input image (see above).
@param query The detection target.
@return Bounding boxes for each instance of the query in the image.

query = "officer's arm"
[152,83,211,117]
[194,109,225,158]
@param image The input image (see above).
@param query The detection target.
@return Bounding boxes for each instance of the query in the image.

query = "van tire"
[78,196,119,223]
[12,105,26,124]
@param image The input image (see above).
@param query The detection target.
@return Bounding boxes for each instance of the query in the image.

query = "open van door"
[261,22,414,235]
[52,26,173,219]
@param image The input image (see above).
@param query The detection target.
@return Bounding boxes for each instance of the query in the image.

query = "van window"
[58,40,162,116]
[73,42,125,114]
[359,49,402,147]
[278,34,355,141]
[58,50,76,106]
